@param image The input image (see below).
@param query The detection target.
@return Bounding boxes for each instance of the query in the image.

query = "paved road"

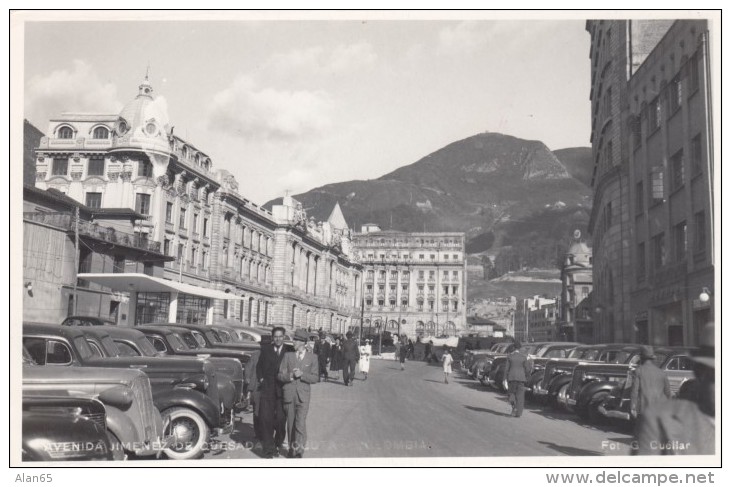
[205,359,634,460]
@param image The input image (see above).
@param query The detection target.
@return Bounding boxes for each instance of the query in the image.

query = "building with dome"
[558,231,593,342]
[30,75,362,331]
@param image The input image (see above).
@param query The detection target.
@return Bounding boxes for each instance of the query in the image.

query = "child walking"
[442,347,454,384]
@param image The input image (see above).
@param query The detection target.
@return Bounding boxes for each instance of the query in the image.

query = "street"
[205,359,635,460]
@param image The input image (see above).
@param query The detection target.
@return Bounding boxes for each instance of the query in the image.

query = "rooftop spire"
[137,67,154,99]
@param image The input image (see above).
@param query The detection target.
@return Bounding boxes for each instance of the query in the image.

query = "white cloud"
[206,75,333,140]
[26,60,122,119]
[266,41,377,75]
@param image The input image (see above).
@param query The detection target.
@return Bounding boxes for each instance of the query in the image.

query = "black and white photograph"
[10,9,720,472]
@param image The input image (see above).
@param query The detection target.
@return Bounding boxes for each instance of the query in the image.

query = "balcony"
[24,212,164,255]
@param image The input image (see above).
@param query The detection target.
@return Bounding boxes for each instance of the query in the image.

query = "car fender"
[152,388,220,428]
[216,377,236,409]
[547,374,572,396]
[577,381,616,409]
[104,405,140,448]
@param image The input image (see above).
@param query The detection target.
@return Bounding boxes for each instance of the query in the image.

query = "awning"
[78,273,245,300]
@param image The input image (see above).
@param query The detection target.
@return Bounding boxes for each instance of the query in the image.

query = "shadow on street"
[464,405,513,418]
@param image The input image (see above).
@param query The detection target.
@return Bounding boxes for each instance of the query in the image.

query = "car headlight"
[98,385,134,410]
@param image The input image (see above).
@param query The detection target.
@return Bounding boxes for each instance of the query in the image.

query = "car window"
[218,330,231,343]
[207,330,222,343]
[168,333,189,351]
[240,332,256,342]
[115,341,140,357]
[665,357,679,371]
[191,331,207,347]
[567,348,585,359]
[99,336,121,357]
[135,337,158,356]
[73,336,95,360]
[87,340,104,358]
[24,337,48,365]
[545,349,566,358]
[47,340,73,365]
[677,356,693,371]
[583,349,601,360]
[147,336,168,353]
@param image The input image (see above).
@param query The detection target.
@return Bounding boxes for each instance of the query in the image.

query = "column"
[168,291,179,323]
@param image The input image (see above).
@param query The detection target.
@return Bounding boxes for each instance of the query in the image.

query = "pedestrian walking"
[359,339,372,380]
[277,329,319,458]
[244,349,261,437]
[315,334,331,382]
[407,338,415,360]
[630,346,672,421]
[341,331,361,386]
[636,323,715,455]
[256,327,292,458]
[442,347,454,384]
[424,340,433,363]
[329,337,343,380]
[393,338,401,362]
[504,341,532,417]
[399,338,408,370]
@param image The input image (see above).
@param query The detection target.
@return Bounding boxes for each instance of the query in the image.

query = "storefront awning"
[78,273,245,300]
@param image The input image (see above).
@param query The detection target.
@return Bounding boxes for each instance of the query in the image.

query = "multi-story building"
[352,226,466,339]
[626,20,714,347]
[23,184,172,324]
[587,20,714,347]
[558,231,593,342]
[31,75,362,330]
[586,20,674,344]
[514,295,559,343]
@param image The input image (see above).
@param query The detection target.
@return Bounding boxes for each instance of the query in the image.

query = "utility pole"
[72,206,80,315]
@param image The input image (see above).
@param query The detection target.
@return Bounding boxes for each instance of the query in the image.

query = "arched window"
[57,126,74,139]
[92,126,109,139]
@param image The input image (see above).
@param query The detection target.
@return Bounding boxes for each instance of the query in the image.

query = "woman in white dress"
[359,339,372,380]
[442,347,454,384]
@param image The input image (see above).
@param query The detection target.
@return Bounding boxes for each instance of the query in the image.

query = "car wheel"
[106,431,126,461]
[163,407,209,460]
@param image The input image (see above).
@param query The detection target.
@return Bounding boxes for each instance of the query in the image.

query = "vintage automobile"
[61,315,117,327]
[87,325,245,409]
[23,347,168,460]
[150,322,261,353]
[597,348,696,423]
[563,345,652,418]
[486,342,579,392]
[534,344,632,406]
[22,395,114,461]
[474,342,516,384]
[23,323,231,460]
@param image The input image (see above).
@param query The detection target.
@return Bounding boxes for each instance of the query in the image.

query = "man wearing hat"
[277,329,320,458]
[341,331,361,386]
[636,323,715,455]
[504,340,532,418]
[630,345,672,421]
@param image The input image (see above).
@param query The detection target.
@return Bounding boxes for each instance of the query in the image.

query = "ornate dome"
[112,75,171,156]
[566,240,592,267]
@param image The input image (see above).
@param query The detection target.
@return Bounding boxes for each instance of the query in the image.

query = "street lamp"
[699,287,712,303]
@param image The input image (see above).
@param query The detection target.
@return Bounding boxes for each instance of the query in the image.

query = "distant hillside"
[553,147,593,187]
[265,133,592,256]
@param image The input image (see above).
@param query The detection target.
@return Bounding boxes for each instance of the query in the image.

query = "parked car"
[23,323,229,460]
[150,323,261,353]
[486,342,578,392]
[23,347,168,460]
[61,315,117,327]
[597,348,696,423]
[475,342,515,384]
[92,325,245,409]
[22,395,114,461]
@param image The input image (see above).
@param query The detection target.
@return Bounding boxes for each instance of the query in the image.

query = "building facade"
[626,20,714,347]
[558,232,593,342]
[351,226,467,339]
[586,20,674,344]
[514,295,559,343]
[31,76,362,330]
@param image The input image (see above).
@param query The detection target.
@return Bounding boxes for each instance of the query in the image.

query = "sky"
[23,16,592,205]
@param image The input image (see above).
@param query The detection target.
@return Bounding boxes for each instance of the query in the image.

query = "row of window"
[365,299,459,312]
[165,201,210,236]
[56,125,110,140]
[366,269,460,280]
[365,284,460,294]
[363,252,461,261]
[357,238,463,247]
[50,157,154,178]
[636,211,706,281]
[223,215,272,256]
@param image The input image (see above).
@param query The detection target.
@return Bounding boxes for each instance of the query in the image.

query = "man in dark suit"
[277,329,319,458]
[256,326,291,458]
[504,341,533,418]
[341,331,360,386]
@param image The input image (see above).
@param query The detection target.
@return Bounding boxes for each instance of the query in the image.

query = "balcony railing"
[24,212,162,254]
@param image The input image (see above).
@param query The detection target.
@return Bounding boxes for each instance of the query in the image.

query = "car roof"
[64,315,115,323]
[80,325,146,341]
[24,322,85,340]
[134,324,192,335]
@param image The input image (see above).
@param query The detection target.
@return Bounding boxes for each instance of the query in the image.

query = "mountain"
[265,132,592,256]
[553,147,594,187]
